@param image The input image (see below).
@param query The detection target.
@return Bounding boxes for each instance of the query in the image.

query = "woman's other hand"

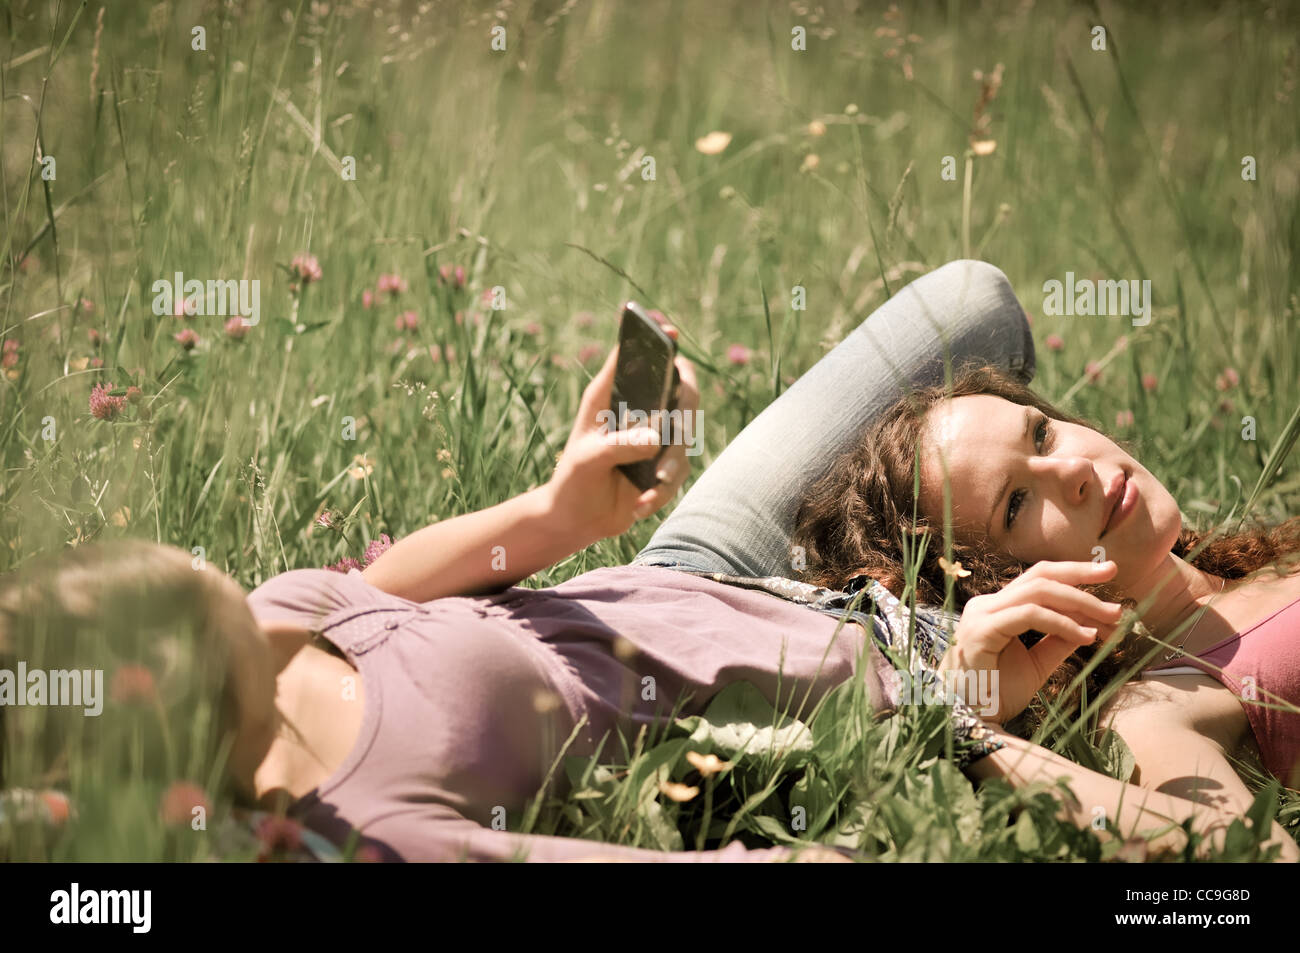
[937,559,1125,724]
[545,330,699,544]
[362,325,698,603]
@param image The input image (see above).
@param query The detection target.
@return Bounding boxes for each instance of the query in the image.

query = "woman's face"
[917,394,1183,585]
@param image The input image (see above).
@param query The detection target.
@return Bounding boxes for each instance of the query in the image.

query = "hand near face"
[937,560,1125,723]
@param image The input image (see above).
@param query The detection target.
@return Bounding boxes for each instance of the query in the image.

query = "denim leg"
[633,259,1034,578]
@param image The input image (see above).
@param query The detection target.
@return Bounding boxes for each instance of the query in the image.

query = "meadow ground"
[1,0,1298,860]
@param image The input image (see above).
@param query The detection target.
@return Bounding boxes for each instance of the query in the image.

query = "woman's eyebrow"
[984,406,1035,538]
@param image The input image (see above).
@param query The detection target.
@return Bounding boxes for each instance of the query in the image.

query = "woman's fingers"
[991,575,1124,625]
[580,346,698,432]
[632,482,673,520]
[578,346,620,428]
[674,354,699,412]
[988,603,1100,649]
[599,424,662,463]
[1016,559,1118,586]
[653,442,686,486]
[1026,633,1089,685]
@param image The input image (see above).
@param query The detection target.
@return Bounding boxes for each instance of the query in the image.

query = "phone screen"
[612,305,674,428]
[610,303,676,491]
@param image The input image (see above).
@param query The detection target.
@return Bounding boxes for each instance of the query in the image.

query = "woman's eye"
[1008,417,1052,530]
[1006,488,1026,529]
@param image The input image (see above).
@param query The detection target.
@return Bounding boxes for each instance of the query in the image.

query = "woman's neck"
[1116,552,1224,640]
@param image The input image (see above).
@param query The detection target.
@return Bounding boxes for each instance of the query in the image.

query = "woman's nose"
[1031,455,1092,504]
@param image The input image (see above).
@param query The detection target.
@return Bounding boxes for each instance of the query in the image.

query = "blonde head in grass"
[0,540,273,859]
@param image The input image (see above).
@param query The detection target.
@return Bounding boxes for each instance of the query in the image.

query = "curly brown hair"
[792,361,1300,735]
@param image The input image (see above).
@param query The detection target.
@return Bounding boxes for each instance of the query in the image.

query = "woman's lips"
[1100,470,1136,539]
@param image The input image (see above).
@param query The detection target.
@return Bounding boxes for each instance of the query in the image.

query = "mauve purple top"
[245,564,885,862]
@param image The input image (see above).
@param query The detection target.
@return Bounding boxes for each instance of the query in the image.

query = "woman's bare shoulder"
[1098,672,1249,753]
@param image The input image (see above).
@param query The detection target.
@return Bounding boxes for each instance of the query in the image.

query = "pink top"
[1147,595,1300,787]
[245,564,885,862]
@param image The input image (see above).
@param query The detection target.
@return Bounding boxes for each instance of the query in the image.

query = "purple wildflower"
[291,253,323,285]
[89,383,127,420]
[362,534,393,567]
[325,556,363,574]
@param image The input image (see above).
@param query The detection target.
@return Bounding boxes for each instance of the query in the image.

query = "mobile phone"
[610,301,678,491]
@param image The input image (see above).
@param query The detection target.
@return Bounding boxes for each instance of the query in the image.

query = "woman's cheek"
[1131,477,1182,558]
[1037,514,1088,563]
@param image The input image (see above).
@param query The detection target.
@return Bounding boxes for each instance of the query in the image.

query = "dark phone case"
[616,366,680,491]
[612,313,678,492]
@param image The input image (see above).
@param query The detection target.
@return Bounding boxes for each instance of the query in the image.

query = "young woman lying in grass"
[792,365,1300,862]
[1,261,1293,861]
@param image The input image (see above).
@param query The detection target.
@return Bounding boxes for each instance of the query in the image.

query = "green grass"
[1,0,1298,860]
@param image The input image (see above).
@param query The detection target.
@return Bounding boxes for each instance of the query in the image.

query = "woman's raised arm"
[633,260,1035,578]
[361,342,699,603]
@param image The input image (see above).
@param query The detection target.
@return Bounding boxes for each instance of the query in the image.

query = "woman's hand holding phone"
[545,326,699,545]
[937,560,1126,724]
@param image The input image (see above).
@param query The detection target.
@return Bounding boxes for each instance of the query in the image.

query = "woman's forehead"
[925,394,1018,444]
[918,396,1021,519]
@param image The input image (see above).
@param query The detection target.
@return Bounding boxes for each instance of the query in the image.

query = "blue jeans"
[632,259,1034,579]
